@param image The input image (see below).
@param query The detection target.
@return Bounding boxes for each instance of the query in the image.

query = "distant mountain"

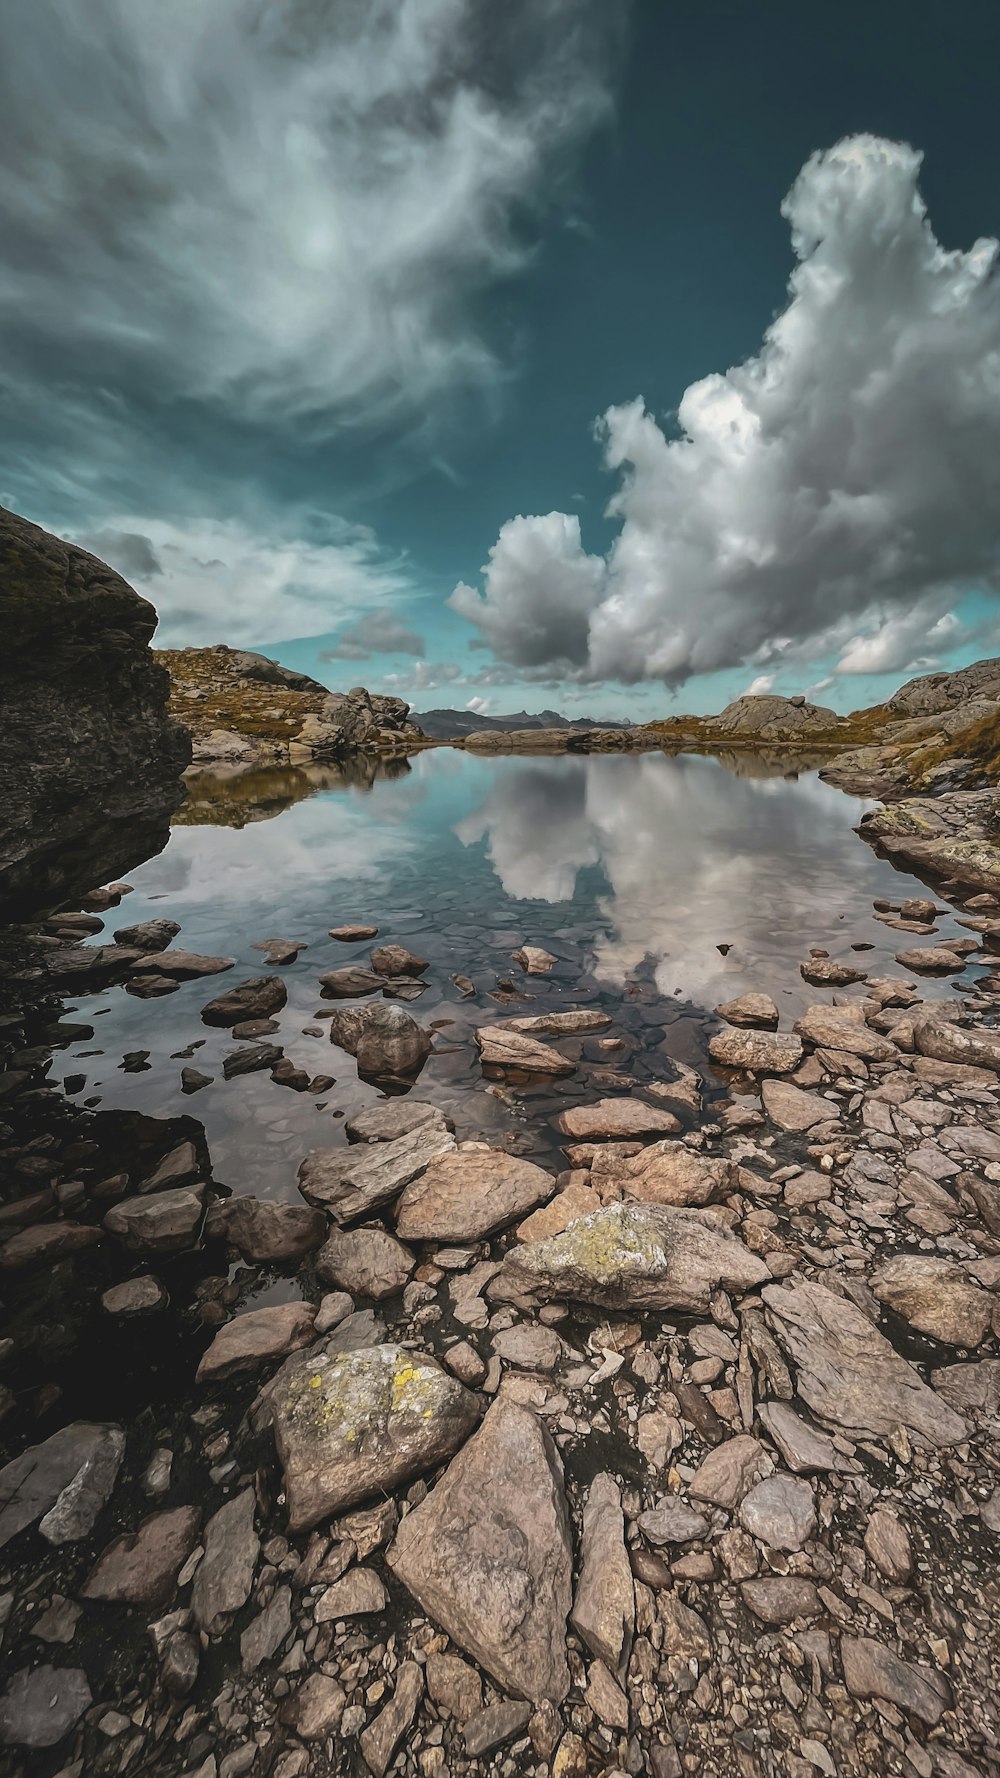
[413,707,632,740]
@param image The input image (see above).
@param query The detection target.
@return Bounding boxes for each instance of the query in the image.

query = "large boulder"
[706,694,840,741]
[0,506,190,916]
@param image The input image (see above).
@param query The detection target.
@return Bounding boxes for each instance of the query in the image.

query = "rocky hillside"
[159,645,426,767]
[415,706,632,740]
[0,506,190,918]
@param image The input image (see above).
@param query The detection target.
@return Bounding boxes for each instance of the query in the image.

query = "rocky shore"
[4,865,1000,1778]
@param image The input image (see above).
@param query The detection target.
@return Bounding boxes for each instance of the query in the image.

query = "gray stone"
[315,1227,414,1300]
[492,1324,563,1371]
[298,1124,456,1224]
[345,1101,452,1144]
[318,965,386,997]
[204,1197,325,1263]
[0,1421,125,1548]
[864,1509,912,1582]
[757,1402,840,1473]
[192,1490,259,1633]
[739,1475,816,1551]
[690,1436,773,1510]
[0,1665,92,1748]
[315,1566,388,1619]
[637,1500,710,1545]
[740,1578,821,1625]
[201,975,287,1025]
[462,1700,532,1757]
[240,1586,292,1671]
[571,1473,634,1674]
[841,1636,951,1725]
[38,1425,126,1545]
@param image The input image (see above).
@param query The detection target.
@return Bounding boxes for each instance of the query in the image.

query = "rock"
[315,1227,414,1300]
[396,1150,555,1242]
[139,1139,202,1192]
[370,944,428,978]
[192,1490,259,1633]
[240,1586,292,1671]
[740,1578,821,1624]
[115,917,181,950]
[272,1343,479,1530]
[314,1291,353,1333]
[840,1636,952,1725]
[83,1506,201,1606]
[503,1009,612,1035]
[864,1509,912,1582]
[763,1280,968,1447]
[516,1182,603,1243]
[761,1079,835,1132]
[201,976,287,1026]
[0,1221,102,1270]
[31,1595,82,1645]
[0,506,189,920]
[757,1402,840,1473]
[345,1101,452,1144]
[792,1006,896,1061]
[493,1325,563,1371]
[476,1027,576,1077]
[871,1256,992,1348]
[315,1566,388,1619]
[636,1500,710,1545]
[204,1197,325,1263]
[196,1302,317,1382]
[498,1203,769,1315]
[615,1142,729,1207]
[586,1660,630,1730]
[708,1029,803,1073]
[104,1185,205,1253]
[100,1274,168,1315]
[359,1663,424,1778]
[931,1358,1000,1419]
[0,1665,92,1749]
[659,1595,712,1661]
[389,1399,572,1704]
[555,1100,681,1141]
[279,1673,347,1740]
[223,1041,282,1078]
[329,923,379,941]
[354,1005,433,1082]
[298,1124,456,1223]
[426,1653,483,1721]
[318,965,386,997]
[914,1014,1000,1074]
[37,1426,126,1545]
[514,945,557,974]
[896,946,967,972]
[0,1421,125,1547]
[739,1475,816,1550]
[800,958,868,985]
[690,1436,773,1509]
[715,993,779,1029]
[570,1473,634,1674]
[161,1634,199,1697]
[463,1700,533,1757]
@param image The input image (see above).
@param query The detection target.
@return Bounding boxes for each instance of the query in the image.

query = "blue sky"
[2,0,999,716]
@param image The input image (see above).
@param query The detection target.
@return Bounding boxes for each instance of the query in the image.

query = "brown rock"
[871,1256,992,1348]
[425,1653,483,1721]
[191,1489,259,1633]
[83,1506,200,1606]
[196,1301,316,1382]
[360,1663,424,1778]
[396,1149,555,1242]
[370,944,427,978]
[204,1197,325,1263]
[715,993,779,1029]
[298,1123,456,1224]
[840,1635,951,1725]
[570,1472,634,1675]
[708,1029,803,1074]
[554,1100,681,1141]
[864,1509,912,1582]
[740,1577,821,1624]
[315,1227,414,1301]
[793,1006,896,1061]
[761,1079,835,1132]
[476,1027,576,1077]
[0,1222,102,1270]
[690,1436,773,1509]
[280,1673,346,1740]
[201,975,287,1025]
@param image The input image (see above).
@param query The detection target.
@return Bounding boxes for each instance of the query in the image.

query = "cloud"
[79,513,413,648]
[744,674,775,697]
[321,610,426,661]
[0,0,620,435]
[453,135,1000,685]
[832,603,965,675]
[465,695,491,713]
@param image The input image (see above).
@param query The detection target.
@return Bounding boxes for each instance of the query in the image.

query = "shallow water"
[51,747,982,1200]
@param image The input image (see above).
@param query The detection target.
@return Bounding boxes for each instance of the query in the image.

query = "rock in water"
[389,1399,572,1703]
[356,1005,433,1083]
[715,994,780,1029]
[475,1027,576,1077]
[204,1196,325,1263]
[0,506,190,918]
[201,976,287,1026]
[763,1280,968,1447]
[498,1203,769,1314]
[272,1343,480,1530]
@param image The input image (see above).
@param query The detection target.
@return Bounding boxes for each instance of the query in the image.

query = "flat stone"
[298,1124,456,1224]
[739,1475,816,1550]
[690,1436,773,1509]
[104,1185,205,1253]
[659,1595,712,1660]
[896,947,967,973]
[715,993,779,1030]
[914,1015,1000,1074]
[345,1101,452,1144]
[389,1399,572,1704]
[279,1673,346,1739]
[514,945,557,974]
[426,1653,483,1720]
[498,1203,769,1315]
[463,1700,532,1757]
[616,1142,729,1207]
[115,918,180,950]
[0,1221,102,1270]
[252,938,305,965]
[740,1577,821,1624]
[329,924,379,941]
[396,1149,555,1242]
[223,1041,282,1078]
[761,1079,835,1132]
[555,1100,681,1141]
[315,1227,415,1300]
[204,1196,325,1263]
[503,1010,612,1035]
[315,1566,388,1619]
[476,1027,576,1077]
[83,1506,201,1606]
[841,1635,951,1725]
[586,1660,629,1730]
[757,1402,840,1473]
[800,958,868,985]
[192,1489,259,1633]
[272,1343,479,1531]
[0,1666,92,1748]
[314,1291,353,1333]
[763,1280,968,1447]
[359,1662,424,1778]
[201,975,287,1025]
[871,1256,992,1348]
[240,1585,292,1671]
[637,1500,710,1545]
[132,950,234,979]
[196,1302,317,1382]
[570,1473,634,1673]
[101,1274,168,1315]
[0,1421,125,1548]
[517,1182,603,1243]
[318,966,386,997]
[37,1426,126,1546]
[793,1006,896,1061]
[931,1358,1000,1419]
[370,944,428,978]
[708,1029,803,1073]
[864,1509,912,1582]
[493,1324,563,1371]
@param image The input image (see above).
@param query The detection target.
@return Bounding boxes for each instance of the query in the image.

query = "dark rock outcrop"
[0,506,190,917]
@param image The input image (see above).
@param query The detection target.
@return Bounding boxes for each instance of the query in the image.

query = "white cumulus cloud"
[453,135,1000,684]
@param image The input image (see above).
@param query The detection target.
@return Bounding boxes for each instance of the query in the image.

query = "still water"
[52,748,977,1195]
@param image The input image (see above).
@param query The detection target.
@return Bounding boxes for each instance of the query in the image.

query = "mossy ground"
[157,648,329,741]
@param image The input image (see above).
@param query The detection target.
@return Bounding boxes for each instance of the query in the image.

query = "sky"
[2,0,1000,718]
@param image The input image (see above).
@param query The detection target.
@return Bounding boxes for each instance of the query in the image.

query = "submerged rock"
[476,1027,576,1077]
[389,1399,572,1703]
[201,975,287,1026]
[272,1343,479,1530]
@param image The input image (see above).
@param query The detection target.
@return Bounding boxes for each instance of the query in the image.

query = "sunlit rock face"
[0,505,191,917]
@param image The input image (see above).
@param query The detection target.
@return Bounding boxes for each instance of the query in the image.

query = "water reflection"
[178,754,413,828]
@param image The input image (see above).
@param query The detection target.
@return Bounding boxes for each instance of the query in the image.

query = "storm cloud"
[452,136,1000,685]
